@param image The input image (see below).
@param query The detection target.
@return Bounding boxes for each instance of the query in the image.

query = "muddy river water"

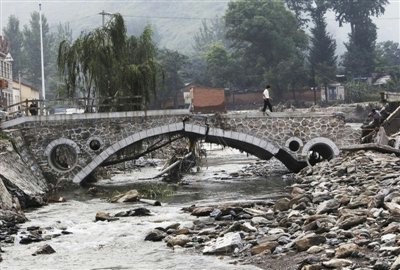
[1,146,289,270]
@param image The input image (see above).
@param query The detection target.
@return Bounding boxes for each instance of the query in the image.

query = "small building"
[0,36,13,108]
[321,83,345,103]
[189,85,226,113]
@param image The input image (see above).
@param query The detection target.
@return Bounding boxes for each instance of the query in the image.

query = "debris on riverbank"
[0,139,49,251]
[144,150,400,270]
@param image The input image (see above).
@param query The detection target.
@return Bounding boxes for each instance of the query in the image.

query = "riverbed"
[1,146,289,270]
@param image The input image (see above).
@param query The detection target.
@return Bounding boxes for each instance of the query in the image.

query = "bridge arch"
[72,123,303,184]
[45,138,81,173]
[301,137,340,166]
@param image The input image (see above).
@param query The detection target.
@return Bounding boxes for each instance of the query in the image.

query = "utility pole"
[99,10,112,27]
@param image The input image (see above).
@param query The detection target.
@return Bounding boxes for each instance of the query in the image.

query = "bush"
[0,131,9,141]
[345,82,380,103]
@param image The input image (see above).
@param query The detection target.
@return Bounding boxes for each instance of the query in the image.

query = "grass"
[0,131,9,141]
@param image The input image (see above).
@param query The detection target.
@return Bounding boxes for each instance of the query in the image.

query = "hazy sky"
[0,0,399,53]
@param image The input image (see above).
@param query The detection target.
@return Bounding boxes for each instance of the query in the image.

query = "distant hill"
[2,1,228,54]
[1,0,398,55]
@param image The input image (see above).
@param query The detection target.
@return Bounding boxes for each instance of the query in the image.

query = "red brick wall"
[192,87,225,113]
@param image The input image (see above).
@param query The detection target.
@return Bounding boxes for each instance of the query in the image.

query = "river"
[1,146,289,270]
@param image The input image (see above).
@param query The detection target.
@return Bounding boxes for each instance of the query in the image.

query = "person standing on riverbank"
[261,85,273,115]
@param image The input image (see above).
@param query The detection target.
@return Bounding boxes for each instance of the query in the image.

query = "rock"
[374,260,390,270]
[114,190,140,203]
[47,196,66,203]
[307,246,325,254]
[191,207,214,217]
[203,232,242,255]
[385,202,400,217]
[251,216,269,225]
[175,227,191,235]
[243,208,267,217]
[32,244,56,256]
[145,229,167,241]
[316,199,340,214]
[0,210,27,223]
[335,243,359,258]
[268,228,285,235]
[291,187,305,197]
[95,212,119,222]
[390,255,400,270]
[19,234,44,245]
[294,234,326,252]
[165,223,180,230]
[0,179,13,210]
[381,234,397,245]
[380,246,400,256]
[301,265,323,270]
[165,235,191,247]
[114,207,151,217]
[210,209,222,219]
[241,222,257,232]
[337,215,367,230]
[322,258,353,268]
[274,198,290,212]
[250,241,278,255]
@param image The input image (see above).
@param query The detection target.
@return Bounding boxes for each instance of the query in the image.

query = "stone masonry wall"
[4,110,361,183]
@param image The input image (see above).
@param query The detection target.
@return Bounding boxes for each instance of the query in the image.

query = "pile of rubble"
[146,150,400,269]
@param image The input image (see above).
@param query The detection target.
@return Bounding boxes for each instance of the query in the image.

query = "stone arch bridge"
[1,110,360,184]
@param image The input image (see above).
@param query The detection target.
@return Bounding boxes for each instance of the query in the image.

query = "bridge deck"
[1,109,335,130]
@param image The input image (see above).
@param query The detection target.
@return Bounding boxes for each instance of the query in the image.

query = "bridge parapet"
[1,110,360,184]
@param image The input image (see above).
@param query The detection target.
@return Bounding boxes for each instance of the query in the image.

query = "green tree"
[342,19,377,77]
[330,0,388,77]
[375,41,400,71]
[3,15,24,79]
[155,48,188,108]
[375,41,400,91]
[46,23,73,99]
[309,4,337,87]
[58,14,159,111]
[193,17,228,54]
[345,81,378,102]
[205,43,233,88]
[23,11,53,91]
[224,0,308,94]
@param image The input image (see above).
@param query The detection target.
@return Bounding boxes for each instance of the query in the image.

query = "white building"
[321,83,345,102]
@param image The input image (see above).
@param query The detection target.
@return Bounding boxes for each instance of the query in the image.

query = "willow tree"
[57,14,158,111]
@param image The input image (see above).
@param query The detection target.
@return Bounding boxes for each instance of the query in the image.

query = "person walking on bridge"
[261,85,273,115]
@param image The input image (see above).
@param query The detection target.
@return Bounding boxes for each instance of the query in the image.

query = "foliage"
[3,15,24,79]
[154,48,188,108]
[47,23,73,99]
[376,41,400,70]
[225,0,308,94]
[375,41,400,91]
[329,0,388,77]
[193,17,228,54]
[205,43,234,88]
[309,3,337,86]
[342,19,377,77]
[57,14,159,111]
[22,12,54,91]
[0,131,9,141]
[344,81,379,103]
[329,0,388,29]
